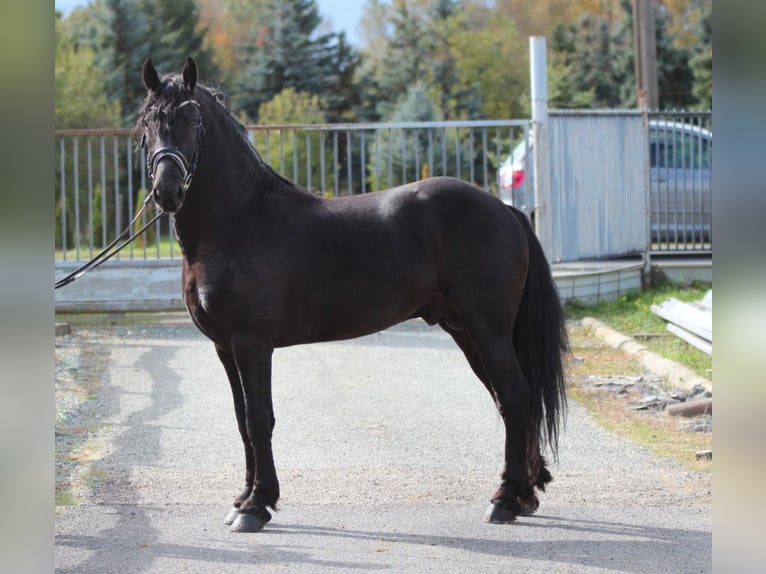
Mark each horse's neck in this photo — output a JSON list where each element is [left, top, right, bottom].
[[172, 126, 316, 260]]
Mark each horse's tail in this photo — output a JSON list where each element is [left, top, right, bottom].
[[510, 206, 568, 458]]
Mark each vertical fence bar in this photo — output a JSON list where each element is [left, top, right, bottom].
[[87, 138, 94, 258], [292, 129, 298, 184], [684, 114, 689, 247], [696, 114, 701, 248], [441, 128, 447, 176], [360, 131, 367, 194], [306, 131, 312, 192], [126, 136, 134, 259], [400, 128, 406, 184], [387, 128, 393, 187], [373, 130, 379, 192], [414, 129, 421, 181], [333, 131, 339, 197], [346, 130, 352, 196], [495, 127, 501, 192], [320, 130, 326, 195], [139, 145, 148, 260], [100, 136, 107, 250], [468, 127, 475, 185], [455, 127, 461, 179], [113, 136, 120, 260], [169, 215, 174, 259], [73, 137, 80, 261], [482, 128, 488, 192], [59, 138, 67, 260], [148, 150, 161, 259], [428, 130, 434, 178]]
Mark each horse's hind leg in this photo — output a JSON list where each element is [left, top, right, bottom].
[[439, 322, 493, 396], [483, 340, 539, 522], [453, 315, 541, 523], [522, 433, 552, 515], [441, 322, 546, 518]]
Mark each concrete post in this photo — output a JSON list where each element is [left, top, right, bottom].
[[530, 36, 552, 260]]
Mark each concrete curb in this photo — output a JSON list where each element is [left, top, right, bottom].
[[581, 317, 713, 393]]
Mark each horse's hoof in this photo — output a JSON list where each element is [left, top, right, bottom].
[[224, 507, 240, 525], [484, 502, 517, 524], [230, 509, 271, 533]]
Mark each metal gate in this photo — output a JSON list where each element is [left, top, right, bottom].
[[548, 111, 649, 262]]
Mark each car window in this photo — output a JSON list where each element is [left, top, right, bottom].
[[650, 127, 711, 170]]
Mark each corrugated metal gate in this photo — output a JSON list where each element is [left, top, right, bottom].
[[548, 111, 649, 262]]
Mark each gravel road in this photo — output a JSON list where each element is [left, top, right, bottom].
[[55, 314, 711, 573]]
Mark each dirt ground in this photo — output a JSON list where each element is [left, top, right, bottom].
[[566, 320, 713, 476]]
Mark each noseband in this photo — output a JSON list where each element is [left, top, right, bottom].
[[143, 99, 205, 190]]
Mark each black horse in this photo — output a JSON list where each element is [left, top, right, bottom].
[[138, 57, 568, 533]]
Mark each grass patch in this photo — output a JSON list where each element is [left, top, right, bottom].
[[567, 323, 712, 473], [55, 486, 79, 507], [565, 279, 712, 379], [55, 236, 180, 261], [569, 383, 712, 473]]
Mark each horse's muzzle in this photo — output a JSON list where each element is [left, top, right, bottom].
[[151, 160, 186, 214]]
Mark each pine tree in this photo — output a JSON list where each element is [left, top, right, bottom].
[[64, 0, 216, 127], [234, 0, 342, 122], [425, 0, 482, 120], [550, 13, 622, 108], [549, 1, 699, 110], [376, 0, 429, 119], [654, 5, 695, 109], [689, 3, 711, 110], [101, 0, 146, 126], [139, 0, 216, 81], [323, 32, 364, 124]]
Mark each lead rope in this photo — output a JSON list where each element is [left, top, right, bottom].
[[54, 195, 165, 290]]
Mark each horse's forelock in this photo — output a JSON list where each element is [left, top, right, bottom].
[[135, 73, 244, 146], [137, 74, 203, 129]]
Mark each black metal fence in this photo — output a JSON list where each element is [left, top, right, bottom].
[[647, 111, 712, 252]]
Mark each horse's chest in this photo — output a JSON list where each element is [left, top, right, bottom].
[[183, 265, 278, 335]]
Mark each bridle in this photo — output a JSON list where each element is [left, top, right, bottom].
[[142, 98, 205, 191], [55, 99, 205, 290]]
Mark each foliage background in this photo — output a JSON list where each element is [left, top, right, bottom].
[[55, 0, 712, 129]]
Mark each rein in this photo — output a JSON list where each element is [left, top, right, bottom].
[[54, 196, 165, 290]]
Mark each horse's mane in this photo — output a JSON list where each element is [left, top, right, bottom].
[[135, 74, 300, 192]]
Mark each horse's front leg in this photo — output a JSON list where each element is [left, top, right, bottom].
[[215, 346, 255, 526], [219, 338, 279, 533]]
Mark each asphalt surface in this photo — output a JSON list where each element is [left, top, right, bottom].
[[55, 316, 711, 573]]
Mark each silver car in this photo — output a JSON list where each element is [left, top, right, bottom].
[[498, 120, 712, 242]]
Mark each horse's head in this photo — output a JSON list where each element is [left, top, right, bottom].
[[138, 57, 205, 214]]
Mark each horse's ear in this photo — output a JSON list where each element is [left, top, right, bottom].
[[183, 57, 197, 93], [142, 58, 161, 93]]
